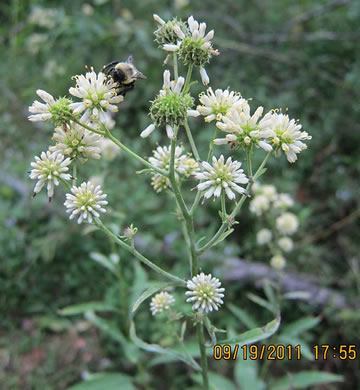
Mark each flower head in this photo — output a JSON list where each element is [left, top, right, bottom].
[[64, 182, 108, 224], [196, 88, 247, 122], [49, 122, 102, 161], [249, 194, 270, 216], [29, 151, 71, 199], [270, 254, 286, 270], [142, 70, 194, 138], [100, 138, 120, 161], [215, 106, 274, 152], [153, 15, 189, 49], [150, 291, 175, 316], [185, 273, 224, 313], [278, 237, 294, 253], [148, 145, 198, 192], [69, 71, 123, 125], [28, 89, 72, 125], [195, 155, 248, 201], [265, 112, 312, 163], [273, 193, 294, 209], [257, 229, 272, 245], [255, 184, 277, 201], [276, 212, 298, 235]]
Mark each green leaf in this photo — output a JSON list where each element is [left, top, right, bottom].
[[85, 312, 138, 363], [247, 293, 277, 314], [270, 371, 343, 390], [203, 316, 226, 346], [263, 279, 277, 309], [131, 282, 181, 313], [211, 228, 234, 247], [227, 303, 257, 329], [277, 335, 314, 360], [67, 373, 135, 390], [193, 372, 236, 390], [129, 263, 148, 309], [282, 316, 320, 337], [90, 252, 117, 275], [219, 313, 281, 347], [235, 354, 265, 390], [130, 320, 200, 370], [58, 302, 118, 316]]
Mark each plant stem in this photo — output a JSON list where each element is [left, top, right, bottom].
[[73, 117, 167, 176], [169, 137, 198, 275], [95, 220, 185, 285], [198, 151, 272, 254], [104, 128, 168, 176], [184, 120, 201, 162], [70, 117, 105, 135], [173, 53, 178, 79], [72, 161, 77, 186], [221, 192, 226, 216], [206, 128, 218, 162], [197, 322, 209, 390], [183, 63, 193, 94]]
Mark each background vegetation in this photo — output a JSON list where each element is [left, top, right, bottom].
[[1, 0, 359, 388]]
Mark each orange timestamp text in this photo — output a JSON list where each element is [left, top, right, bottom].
[[213, 344, 302, 360]]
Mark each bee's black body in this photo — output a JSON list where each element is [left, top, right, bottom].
[[103, 55, 146, 97]]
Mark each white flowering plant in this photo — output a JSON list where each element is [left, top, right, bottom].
[[27, 14, 313, 390], [251, 183, 300, 271]]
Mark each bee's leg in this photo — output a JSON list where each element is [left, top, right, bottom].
[[119, 82, 135, 97], [102, 61, 119, 74]]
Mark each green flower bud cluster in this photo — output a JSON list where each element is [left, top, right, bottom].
[[154, 17, 189, 47], [150, 91, 194, 127]]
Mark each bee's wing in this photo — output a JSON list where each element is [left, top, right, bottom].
[[126, 55, 135, 65]]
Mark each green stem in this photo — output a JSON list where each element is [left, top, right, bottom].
[[70, 117, 105, 135], [246, 147, 253, 179], [206, 128, 219, 162], [173, 53, 178, 80], [190, 191, 202, 216], [183, 63, 193, 94], [197, 322, 209, 390], [221, 192, 226, 216], [104, 128, 168, 176], [169, 137, 198, 275], [72, 161, 77, 186], [73, 117, 167, 176], [184, 120, 201, 162], [198, 151, 272, 254], [95, 220, 185, 285]]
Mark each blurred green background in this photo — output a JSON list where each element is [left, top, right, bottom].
[[1, 0, 360, 389]]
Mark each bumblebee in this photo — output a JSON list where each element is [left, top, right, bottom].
[[103, 55, 146, 97]]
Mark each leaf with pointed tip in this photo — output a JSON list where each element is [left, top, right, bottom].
[[89, 252, 117, 275], [67, 373, 135, 390], [281, 316, 320, 337], [59, 302, 118, 316], [130, 320, 200, 370], [131, 281, 181, 313], [220, 313, 281, 347], [270, 371, 343, 390], [227, 304, 257, 329]]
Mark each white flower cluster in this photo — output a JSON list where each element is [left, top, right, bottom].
[[49, 122, 102, 161], [195, 88, 247, 123], [185, 273, 225, 313], [150, 292, 175, 316], [252, 183, 299, 270], [148, 145, 198, 192], [141, 71, 185, 138], [29, 151, 71, 199], [154, 15, 217, 85], [69, 70, 123, 125], [190, 87, 311, 162], [194, 155, 249, 201], [64, 182, 108, 224]]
